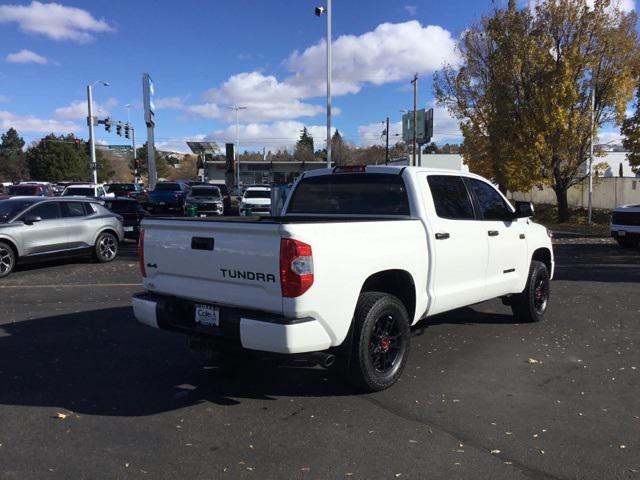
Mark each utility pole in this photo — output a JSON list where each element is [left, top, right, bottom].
[[588, 89, 595, 225], [385, 117, 390, 165], [411, 73, 418, 167], [131, 126, 137, 183], [86, 85, 97, 184]]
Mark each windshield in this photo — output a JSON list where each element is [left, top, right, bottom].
[[8, 185, 40, 195], [108, 184, 135, 191], [64, 187, 94, 196], [287, 173, 410, 215], [154, 183, 181, 192], [0, 199, 38, 222], [190, 187, 221, 197], [244, 190, 271, 199]]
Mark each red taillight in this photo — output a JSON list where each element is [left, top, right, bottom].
[[280, 238, 313, 297], [138, 228, 146, 277]]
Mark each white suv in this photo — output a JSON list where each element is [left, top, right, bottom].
[[62, 184, 114, 199], [239, 186, 271, 216]]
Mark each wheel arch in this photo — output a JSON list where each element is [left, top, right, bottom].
[[94, 227, 120, 245], [531, 247, 552, 274], [0, 236, 20, 259], [358, 269, 416, 321]]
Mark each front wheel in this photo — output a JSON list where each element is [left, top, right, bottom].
[[616, 237, 638, 248], [94, 232, 119, 263], [346, 292, 410, 391], [0, 241, 16, 278], [511, 260, 550, 323]]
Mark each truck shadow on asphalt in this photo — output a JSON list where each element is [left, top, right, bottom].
[[0, 304, 519, 415]]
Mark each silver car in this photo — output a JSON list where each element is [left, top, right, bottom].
[[0, 197, 124, 278]]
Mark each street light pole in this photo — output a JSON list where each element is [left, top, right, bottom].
[[228, 105, 246, 190], [411, 73, 418, 167], [385, 117, 390, 165], [316, 1, 332, 168], [86, 80, 109, 184]]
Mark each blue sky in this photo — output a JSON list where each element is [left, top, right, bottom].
[[0, 0, 633, 153]]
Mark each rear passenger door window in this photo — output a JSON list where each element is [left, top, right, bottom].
[[427, 175, 475, 220], [62, 202, 87, 218]]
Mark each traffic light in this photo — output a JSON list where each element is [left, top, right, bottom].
[[104, 118, 112, 133], [124, 124, 130, 139], [116, 123, 122, 136], [85, 141, 90, 155]]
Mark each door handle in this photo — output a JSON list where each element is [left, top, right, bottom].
[[488, 230, 499, 237], [435, 232, 450, 240]]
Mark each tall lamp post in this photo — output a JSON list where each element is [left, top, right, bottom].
[[227, 105, 246, 190], [86, 80, 109, 184], [315, 1, 332, 168]]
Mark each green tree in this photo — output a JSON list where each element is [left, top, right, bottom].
[[331, 130, 352, 166], [295, 127, 315, 162], [435, 0, 640, 221], [0, 128, 29, 181], [134, 142, 170, 179], [95, 149, 114, 183], [621, 84, 640, 174], [26, 134, 89, 182]]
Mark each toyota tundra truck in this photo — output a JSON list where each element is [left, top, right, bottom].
[[133, 166, 554, 391]]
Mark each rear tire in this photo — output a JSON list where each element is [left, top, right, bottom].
[[346, 292, 410, 391], [511, 260, 550, 323], [94, 232, 119, 263], [616, 237, 638, 248], [0, 241, 16, 278]]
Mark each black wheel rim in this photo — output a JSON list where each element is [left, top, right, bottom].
[[533, 275, 549, 314], [368, 313, 406, 375]]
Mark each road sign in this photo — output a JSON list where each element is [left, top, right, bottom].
[[402, 108, 434, 144], [107, 145, 132, 150]]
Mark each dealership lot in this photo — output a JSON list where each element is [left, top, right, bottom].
[[0, 239, 638, 479]]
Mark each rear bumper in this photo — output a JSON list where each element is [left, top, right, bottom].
[[610, 224, 640, 239], [132, 292, 332, 354]]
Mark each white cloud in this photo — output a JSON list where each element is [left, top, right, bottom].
[[597, 130, 623, 145], [404, 5, 417, 16], [156, 134, 208, 154], [6, 49, 47, 64], [0, 110, 80, 133], [53, 97, 117, 120], [185, 21, 458, 124], [287, 21, 460, 96], [206, 120, 330, 151], [430, 103, 462, 143], [154, 96, 188, 110], [0, 1, 114, 43], [358, 121, 402, 146]]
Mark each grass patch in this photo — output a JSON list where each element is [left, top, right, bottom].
[[532, 204, 611, 236]]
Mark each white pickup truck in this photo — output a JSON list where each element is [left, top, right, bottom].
[[133, 166, 554, 391]]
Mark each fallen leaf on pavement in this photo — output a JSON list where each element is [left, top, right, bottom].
[[527, 358, 541, 364], [490, 449, 501, 454], [55, 412, 67, 420]]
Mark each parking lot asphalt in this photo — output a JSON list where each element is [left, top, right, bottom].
[[0, 238, 638, 480]]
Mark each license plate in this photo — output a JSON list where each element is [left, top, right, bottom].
[[618, 230, 626, 237], [124, 226, 134, 232], [195, 304, 219, 327]]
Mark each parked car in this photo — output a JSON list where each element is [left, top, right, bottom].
[[132, 166, 554, 391], [185, 186, 224, 216], [210, 183, 232, 214], [106, 183, 146, 201], [104, 198, 147, 239], [0, 197, 124, 278], [610, 203, 640, 248], [239, 186, 271, 216], [62, 184, 114, 199], [7, 184, 54, 197], [146, 182, 189, 214]]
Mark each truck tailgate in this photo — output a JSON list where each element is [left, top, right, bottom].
[[141, 219, 283, 314]]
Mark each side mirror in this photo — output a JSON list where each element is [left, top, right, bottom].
[[24, 215, 42, 225], [514, 201, 534, 218]]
